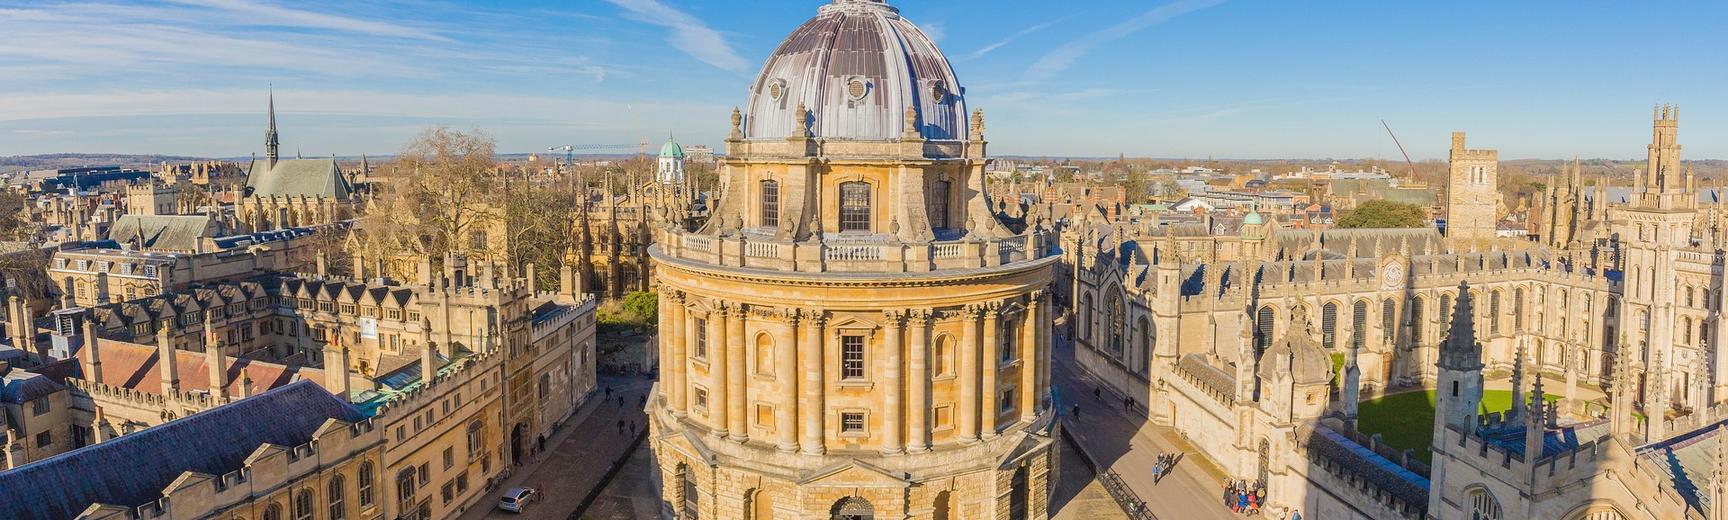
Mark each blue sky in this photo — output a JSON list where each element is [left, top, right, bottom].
[[2, 0, 1727, 160]]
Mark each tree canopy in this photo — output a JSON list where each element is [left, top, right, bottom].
[[1335, 200, 1428, 229]]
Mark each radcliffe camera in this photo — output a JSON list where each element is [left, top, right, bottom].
[[0, 1, 1722, 520]]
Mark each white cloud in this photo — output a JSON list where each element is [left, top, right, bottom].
[[962, 18, 1067, 61], [920, 22, 945, 43], [1024, 0, 1225, 82], [165, 0, 449, 41], [604, 0, 749, 74]]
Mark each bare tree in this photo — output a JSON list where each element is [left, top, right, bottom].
[[357, 128, 500, 265]]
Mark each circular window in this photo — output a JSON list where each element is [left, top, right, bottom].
[[930, 80, 947, 103], [846, 77, 869, 101], [767, 79, 786, 101]]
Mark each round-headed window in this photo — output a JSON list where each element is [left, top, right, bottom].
[[846, 77, 869, 101], [768, 79, 787, 101]]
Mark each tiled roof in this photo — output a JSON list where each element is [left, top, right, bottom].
[[107, 214, 219, 251], [0, 380, 362, 519], [76, 338, 324, 395], [0, 368, 63, 404]]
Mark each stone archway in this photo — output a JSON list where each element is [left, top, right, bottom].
[[830, 496, 873, 520]]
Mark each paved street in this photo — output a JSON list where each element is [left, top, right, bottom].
[[1054, 338, 1247, 520], [458, 375, 652, 520]]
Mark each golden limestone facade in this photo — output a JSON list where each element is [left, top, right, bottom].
[[647, 2, 1058, 518], [1066, 107, 1728, 520]]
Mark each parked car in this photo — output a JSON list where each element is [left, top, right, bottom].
[[499, 487, 538, 513]]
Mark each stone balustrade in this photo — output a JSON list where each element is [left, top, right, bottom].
[[660, 229, 1050, 274]]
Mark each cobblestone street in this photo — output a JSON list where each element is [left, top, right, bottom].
[[457, 375, 652, 520]]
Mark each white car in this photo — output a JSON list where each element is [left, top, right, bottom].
[[498, 487, 538, 513]]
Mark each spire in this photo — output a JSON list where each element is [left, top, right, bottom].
[[1712, 425, 1728, 520], [1438, 281, 1482, 371], [265, 87, 279, 166], [1510, 336, 1527, 420]]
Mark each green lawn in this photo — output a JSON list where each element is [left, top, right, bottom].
[[1356, 390, 1560, 463]]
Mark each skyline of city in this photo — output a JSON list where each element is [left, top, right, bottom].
[[3, 1, 1728, 160]]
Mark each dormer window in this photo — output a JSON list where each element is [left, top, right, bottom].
[[839, 182, 871, 232]]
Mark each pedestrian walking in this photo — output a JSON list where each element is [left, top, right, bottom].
[[616, 419, 625, 435], [1071, 403, 1081, 420], [1093, 387, 1102, 401], [1151, 459, 1163, 484]]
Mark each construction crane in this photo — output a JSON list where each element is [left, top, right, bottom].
[[1380, 119, 1419, 179]]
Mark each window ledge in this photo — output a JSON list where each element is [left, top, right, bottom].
[[836, 380, 874, 390]]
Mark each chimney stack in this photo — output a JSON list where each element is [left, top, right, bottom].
[[81, 318, 102, 384], [204, 316, 228, 402], [323, 333, 351, 401], [157, 321, 179, 395]]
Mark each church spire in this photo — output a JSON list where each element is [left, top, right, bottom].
[[265, 87, 280, 166]]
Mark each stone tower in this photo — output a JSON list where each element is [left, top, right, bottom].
[[1446, 132, 1498, 245], [1427, 281, 1485, 519]]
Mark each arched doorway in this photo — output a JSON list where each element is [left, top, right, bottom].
[[1010, 467, 1029, 520], [830, 496, 873, 520], [510, 423, 526, 464], [932, 491, 952, 520]]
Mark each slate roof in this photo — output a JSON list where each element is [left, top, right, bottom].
[[0, 380, 363, 519], [1306, 425, 1430, 511], [0, 368, 63, 404], [1481, 417, 1611, 460], [107, 215, 219, 251], [1639, 420, 1728, 515], [245, 158, 352, 199]]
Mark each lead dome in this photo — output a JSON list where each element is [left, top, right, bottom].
[[743, 0, 967, 141]]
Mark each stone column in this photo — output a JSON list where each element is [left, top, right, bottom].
[[710, 305, 729, 437], [1038, 291, 1053, 410], [799, 310, 826, 455], [959, 304, 982, 443], [982, 303, 1001, 438], [726, 305, 748, 442], [669, 292, 689, 416], [1021, 293, 1041, 421], [881, 310, 905, 454], [775, 312, 800, 453], [907, 309, 931, 453]]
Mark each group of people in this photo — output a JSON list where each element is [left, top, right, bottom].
[[1150, 452, 1178, 484], [1223, 480, 1265, 515]]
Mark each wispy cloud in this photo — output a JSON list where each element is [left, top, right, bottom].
[[604, 0, 749, 74], [165, 0, 450, 42], [962, 17, 1068, 61], [920, 21, 946, 43], [1024, 0, 1224, 82]]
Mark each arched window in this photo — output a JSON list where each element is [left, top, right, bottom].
[[293, 490, 314, 520], [1351, 300, 1367, 350], [754, 333, 774, 377], [1410, 298, 1425, 343], [679, 464, 698, 519], [929, 180, 952, 229], [1514, 287, 1526, 332], [760, 180, 780, 227], [396, 467, 417, 512], [1137, 317, 1154, 375], [745, 488, 772, 520], [1107, 293, 1126, 357], [1687, 286, 1696, 307], [1469, 487, 1504, 520], [1255, 307, 1274, 358], [831, 496, 875, 520], [357, 463, 374, 507], [1490, 291, 1502, 335], [1683, 317, 1694, 344], [1382, 299, 1397, 344], [1010, 466, 1030, 520], [934, 335, 953, 377], [839, 182, 871, 232], [1440, 294, 1454, 329], [1322, 302, 1338, 349], [932, 491, 952, 520], [263, 503, 283, 520], [328, 475, 347, 520]]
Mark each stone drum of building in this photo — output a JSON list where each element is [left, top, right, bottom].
[[646, 1, 1060, 519]]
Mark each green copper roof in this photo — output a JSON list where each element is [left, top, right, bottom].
[[659, 137, 684, 159]]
